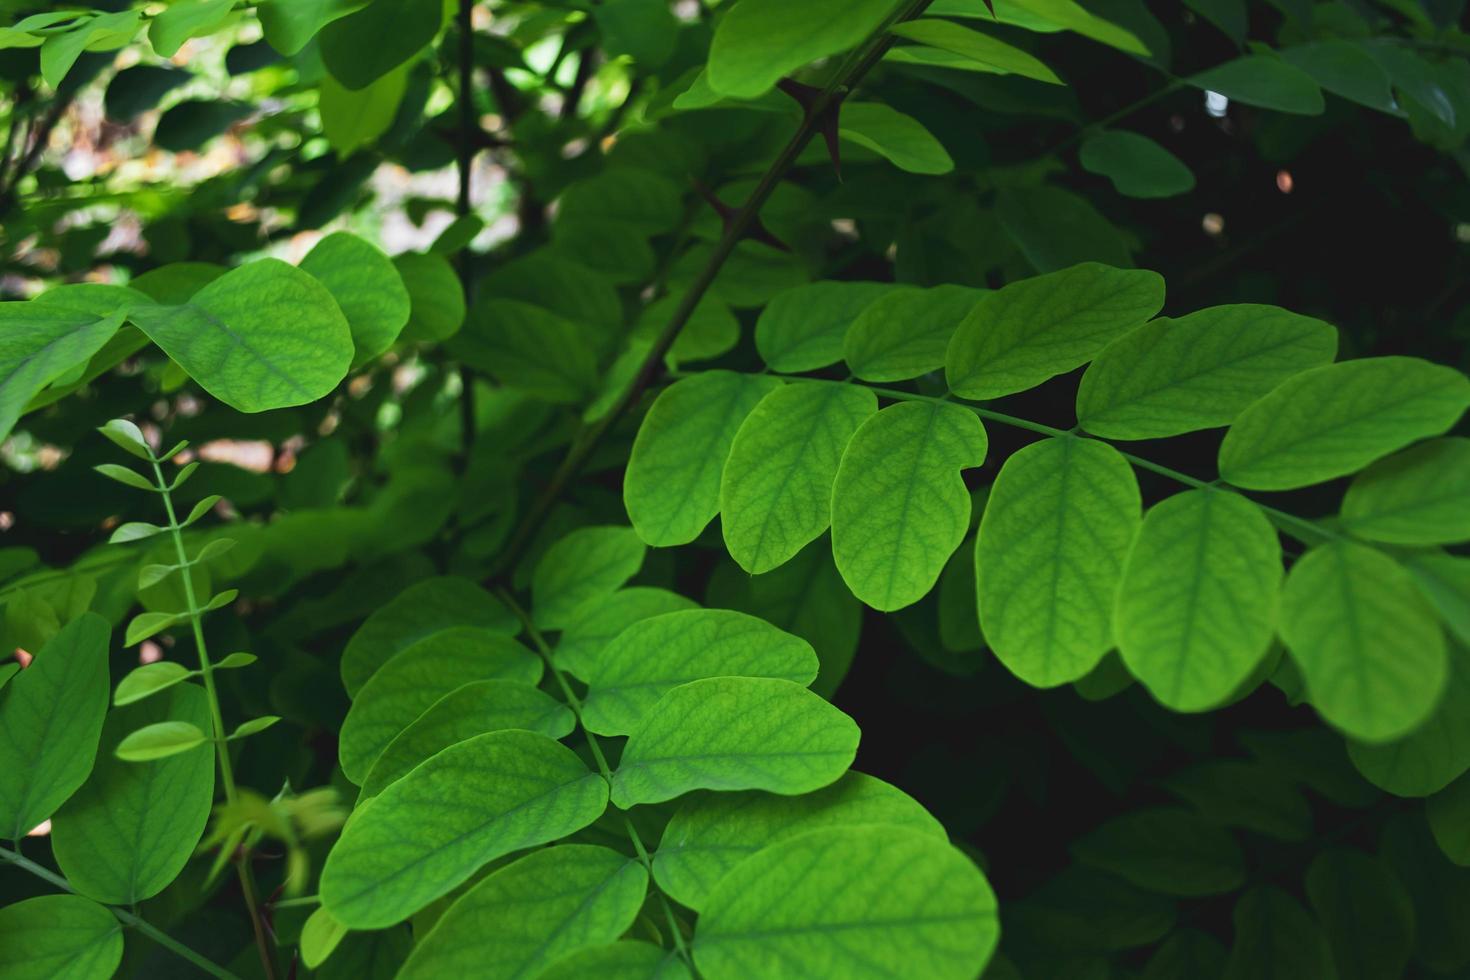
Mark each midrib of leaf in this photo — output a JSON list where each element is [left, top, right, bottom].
[[650, 378, 752, 542], [1165, 491, 1215, 703], [702, 910, 988, 941], [513, 861, 640, 978], [879, 404, 940, 607], [168, 303, 316, 401], [1040, 437, 1073, 675], [1331, 547, 1373, 730]]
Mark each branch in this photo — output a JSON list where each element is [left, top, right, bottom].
[[488, 0, 935, 578]]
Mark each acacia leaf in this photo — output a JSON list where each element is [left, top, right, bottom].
[[890, 19, 1062, 83], [554, 587, 698, 681], [755, 282, 898, 373], [1072, 808, 1245, 896], [300, 232, 410, 366], [843, 285, 982, 383], [692, 826, 998, 980], [583, 609, 818, 737], [532, 526, 646, 629], [319, 730, 608, 928], [706, 0, 901, 99], [978, 436, 1141, 687], [610, 677, 859, 808], [1340, 437, 1470, 545], [0, 895, 122, 980], [721, 382, 878, 574], [831, 401, 987, 611]]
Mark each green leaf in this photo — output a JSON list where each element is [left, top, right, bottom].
[[97, 418, 152, 461], [0, 895, 122, 980], [0, 303, 126, 443], [538, 942, 691, 980], [558, 169, 683, 237], [51, 684, 214, 904], [340, 576, 517, 697], [1407, 553, 1470, 646], [113, 661, 192, 706], [128, 259, 354, 413], [610, 677, 859, 808], [1281, 41, 1397, 113], [93, 463, 155, 491], [654, 771, 945, 911], [1281, 541, 1447, 742], [844, 285, 982, 383], [594, 0, 679, 67], [831, 401, 987, 611], [583, 609, 819, 737], [258, 0, 368, 56], [1005, 865, 1175, 954], [1219, 357, 1470, 490], [319, 0, 441, 90], [150, 0, 233, 58], [110, 522, 165, 545], [338, 629, 541, 784], [115, 720, 208, 762], [229, 715, 280, 739], [1116, 490, 1281, 711], [839, 103, 956, 175], [153, 99, 252, 153], [1141, 930, 1228, 980], [1072, 808, 1245, 896], [1347, 645, 1470, 797], [755, 282, 897, 373], [1080, 130, 1195, 198], [957, 0, 1148, 54], [320, 67, 407, 158], [555, 587, 699, 681], [624, 372, 784, 547], [945, 263, 1165, 399], [125, 611, 183, 646], [634, 294, 740, 367], [692, 826, 998, 980], [1188, 55, 1326, 115], [532, 526, 646, 629], [361, 680, 575, 799], [1340, 438, 1470, 545], [215, 651, 256, 670], [0, 613, 110, 839], [397, 845, 647, 980], [1077, 305, 1338, 440], [721, 382, 878, 574], [706, 0, 901, 99], [1224, 887, 1336, 980], [1166, 760, 1312, 842], [890, 20, 1062, 84], [449, 300, 599, 404], [319, 730, 608, 928], [978, 436, 1141, 687], [995, 187, 1135, 274], [1428, 774, 1470, 866], [1305, 849, 1415, 980], [301, 232, 411, 367], [301, 907, 349, 970], [184, 496, 223, 527], [393, 252, 466, 343], [41, 11, 140, 89]]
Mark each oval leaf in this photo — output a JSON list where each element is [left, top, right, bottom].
[[532, 526, 646, 629], [0, 895, 122, 980], [1340, 437, 1470, 545]]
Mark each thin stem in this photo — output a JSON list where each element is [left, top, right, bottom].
[[1042, 78, 1185, 158], [149, 460, 277, 980], [494, 589, 697, 973], [456, 0, 477, 461], [488, 0, 935, 579], [0, 846, 241, 980], [759, 373, 1338, 547]]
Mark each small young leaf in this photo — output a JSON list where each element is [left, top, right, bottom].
[[831, 401, 987, 611], [1281, 541, 1447, 743], [194, 537, 237, 563], [169, 461, 200, 488], [532, 526, 646, 629], [0, 614, 111, 839], [0, 894, 123, 980], [338, 630, 542, 784], [301, 906, 349, 970], [229, 716, 281, 740], [109, 522, 165, 545], [93, 463, 156, 492], [360, 680, 575, 799], [125, 612, 184, 646], [97, 418, 152, 460], [115, 721, 208, 762], [583, 609, 819, 737], [318, 730, 608, 929], [610, 677, 860, 808], [396, 846, 648, 980], [692, 826, 998, 980], [1116, 490, 1281, 712], [183, 495, 223, 526], [978, 436, 1141, 687], [1218, 357, 1470, 490], [215, 651, 257, 670], [624, 372, 784, 547], [1340, 438, 1470, 545], [137, 563, 177, 590], [1076, 305, 1338, 440], [721, 382, 878, 574], [654, 771, 945, 911], [946, 263, 1165, 399], [113, 661, 192, 706]]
